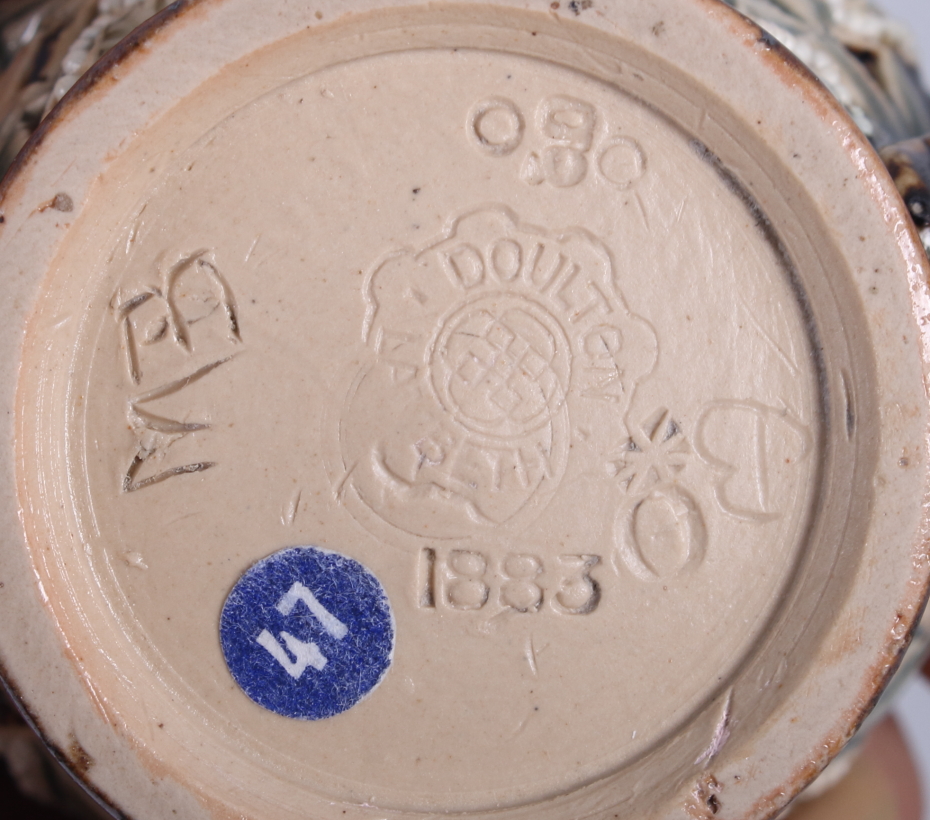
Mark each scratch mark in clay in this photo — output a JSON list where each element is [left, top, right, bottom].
[[507, 711, 536, 740], [129, 405, 209, 434], [525, 636, 538, 675], [634, 190, 650, 229], [244, 234, 261, 263], [126, 205, 147, 254], [124, 458, 215, 493], [476, 607, 517, 635], [166, 512, 202, 527], [282, 488, 302, 526], [334, 464, 357, 502], [165, 251, 241, 350], [737, 293, 799, 376], [123, 552, 148, 570], [132, 355, 235, 405], [695, 689, 732, 765], [698, 107, 709, 134]]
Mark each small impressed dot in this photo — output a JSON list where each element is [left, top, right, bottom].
[[220, 546, 394, 719]]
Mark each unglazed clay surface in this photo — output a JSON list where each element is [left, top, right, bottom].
[[40, 49, 821, 807], [3, 3, 929, 820]]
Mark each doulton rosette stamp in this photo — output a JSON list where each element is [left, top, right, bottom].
[[336, 206, 659, 542]]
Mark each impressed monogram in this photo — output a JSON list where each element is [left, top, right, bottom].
[[113, 249, 241, 492], [337, 206, 658, 541]]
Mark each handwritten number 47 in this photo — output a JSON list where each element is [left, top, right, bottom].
[[256, 582, 348, 680]]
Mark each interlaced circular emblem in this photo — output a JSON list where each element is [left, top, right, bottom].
[[429, 295, 571, 439], [335, 206, 658, 542]]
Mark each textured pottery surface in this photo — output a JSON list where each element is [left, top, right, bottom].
[[0, 1, 929, 819]]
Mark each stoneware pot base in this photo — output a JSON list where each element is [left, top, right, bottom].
[[0, 2, 929, 820]]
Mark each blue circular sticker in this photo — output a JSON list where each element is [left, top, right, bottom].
[[220, 546, 394, 720]]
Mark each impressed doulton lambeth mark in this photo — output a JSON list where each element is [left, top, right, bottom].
[[0, 4, 927, 820], [340, 205, 657, 541]]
